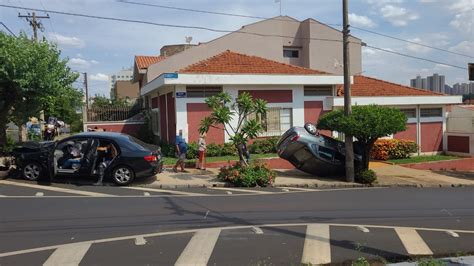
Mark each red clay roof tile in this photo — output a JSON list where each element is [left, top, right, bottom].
[[337, 75, 443, 97], [179, 50, 329, 75], [135, 55, 166, 70]]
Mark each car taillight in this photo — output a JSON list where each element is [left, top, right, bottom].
[[291, 135, 300, 142], [144, 155, 157, 162]]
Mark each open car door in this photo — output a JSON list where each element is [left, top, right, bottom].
[[79, 139, 99, 176]]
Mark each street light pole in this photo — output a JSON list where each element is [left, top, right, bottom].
[[343, 0, 355, 182]]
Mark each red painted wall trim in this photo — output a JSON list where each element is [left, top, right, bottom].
[[187, 103, 225, 144], [447, 135, 470, 153], [167, 92, 176, 144], [159, 95, 167, 142], [420, 122, 443, 152], [394, 124, 417, 142], [151, 97, 158, 109], [304, 101, 331, 137], [239, 90, 292, 103]]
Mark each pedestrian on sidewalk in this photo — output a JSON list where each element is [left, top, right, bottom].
[[173, 132, 188, 173], [196, 132, 207, 170]]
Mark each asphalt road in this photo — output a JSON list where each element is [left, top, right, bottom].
[[0, 180, 473, 265]]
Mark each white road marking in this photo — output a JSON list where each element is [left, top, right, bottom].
[[1, 223, 473, 258], [134, 236, 147, 246], [278, 187, 320, 192], [43, 242, 91, 266], [35, 192, 44, 197], [301, 224, 331, 265], [209, 187, 273, 194], [174, 228, 221, 266], [281, 188, 290, 192], [357, 225, 370, 233], [204, 210, 210, 219], [0, 180, 113, 197], [251, 226, 263, 234], [446, 230, 460, 238], [226, 191, 232, 194], [0, 194, 6, 197], [395, 227, 433, 255], [143, 192, 151, 196], [124, 186, 205, 196]]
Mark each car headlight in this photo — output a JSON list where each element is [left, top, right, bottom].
[[304, 123, 317, 135]]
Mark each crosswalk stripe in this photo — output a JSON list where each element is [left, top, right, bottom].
[[43, 242, 91, 266], [301, 224, 331, 265], [0, 180, 113, 197], [209, 187, 273, 194], [175, 228, 221, 266], [124, 186, 205, 196], [395, 227, 433, 255]]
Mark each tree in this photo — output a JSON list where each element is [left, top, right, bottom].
[[317, 105, 407, 172], [199, 92, 267, 164], [0, 32, 81, 144]]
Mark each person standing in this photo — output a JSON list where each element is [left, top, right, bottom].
[[196, 132, 207, 170], [173, 133, 188, 173]]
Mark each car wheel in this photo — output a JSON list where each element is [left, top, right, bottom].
[[304, 123, 317, 135], [112, 166, 135, 186], [23, 162, 42, 181]]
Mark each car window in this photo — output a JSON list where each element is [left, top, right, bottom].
[[318, 146, 334, 161], [127, 136, 159, 151]]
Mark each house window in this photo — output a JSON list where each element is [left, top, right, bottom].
[[283, 48, 299, 58], [304, 86, 333, 96], [420, 107, 442, 117], [400, 108, 416, 118], [252, 107, 293, 136], [186, 86, 223, 98]]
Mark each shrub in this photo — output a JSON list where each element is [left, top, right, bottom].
[[186, 142, 199, 159], [248, 137, 279, 154], [0, 136, 16, 156], [218, 162, 276, 187], [371, 139, 418, 160], [356, 169, 377, 184]]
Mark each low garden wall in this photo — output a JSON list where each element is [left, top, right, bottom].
[[402, 157, 474, 171]]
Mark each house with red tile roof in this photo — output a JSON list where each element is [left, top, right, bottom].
[[140, 50, 461, 154], [133, 55, 166, 88]]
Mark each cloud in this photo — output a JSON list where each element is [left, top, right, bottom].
[[449, 41, 474, 55], [91, 60, 99, 64], [48, 33, 85, 48], [380, 5, 419, 26], [89, 73, 109, 82], [449, 0, 473, 12], [68, 58, 91, 68], [450, 12, 473, 37], [366, 0, 404, 5], [406, 38, 432, 53], [349, 13, 377, 28]]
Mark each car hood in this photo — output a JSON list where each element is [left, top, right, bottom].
[[13, 141, 56, 153]]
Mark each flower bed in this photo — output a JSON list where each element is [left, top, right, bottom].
[[218, 162, 276, 187]]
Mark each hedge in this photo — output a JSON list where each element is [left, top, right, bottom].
[[370, 139, 418, 160]]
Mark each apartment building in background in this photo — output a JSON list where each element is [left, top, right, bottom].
[[410, 73, 445, 93], [447, 82, 474, 95], [109, 68, 133, 99]]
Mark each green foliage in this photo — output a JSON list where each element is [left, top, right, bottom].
[[136, 111, 155, 144], [218, 162, 276, 187], [186, 142, 199, 159], [0, 136, 16, 156], [356, 169, 377, 184], [91, 95, 134, 108], [352, 257, 370, 266], [199, 92, 267, 163], [0, 32, 82, 144], [318, 105, 407, 171], [70, 116, 84, 133], [417, 258, 447, 266], [248, 137, 279, 154], [371, 139, 418, 160]]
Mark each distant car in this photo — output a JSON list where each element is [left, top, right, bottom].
[[277, 123, 362, 176], [12, 132, 163, 185]]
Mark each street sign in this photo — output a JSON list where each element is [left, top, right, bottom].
[[176, 92, 187, 98], [469, 63, 474, 81], [164, 73, 178, 79]]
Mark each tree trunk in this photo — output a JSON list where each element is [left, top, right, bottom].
[[361, 139, 377, 172], [0, 116, 7, 147], [235, 143, 248, 166]]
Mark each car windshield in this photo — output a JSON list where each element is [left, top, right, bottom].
[[126, 136, 159, 152]]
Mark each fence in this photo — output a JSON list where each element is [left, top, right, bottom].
[[87, 106, 142, 122]]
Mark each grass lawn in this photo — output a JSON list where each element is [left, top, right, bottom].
[[163, 153, 278, 165], [388, 155, 461, 165]]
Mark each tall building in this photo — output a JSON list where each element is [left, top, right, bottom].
[[410, 73, 445, 93], [452, 83, 474, 95], [109, 68, 133, 98]]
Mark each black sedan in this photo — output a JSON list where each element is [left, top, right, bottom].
[[277, 123, 362, 176], [12, 132, 163, 185]]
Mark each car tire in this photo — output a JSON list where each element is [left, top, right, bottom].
[[22, 161, 42, 181], [111, 165, 135, 186]]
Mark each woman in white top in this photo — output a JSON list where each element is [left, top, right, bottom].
[[197, 132, 207, 170]]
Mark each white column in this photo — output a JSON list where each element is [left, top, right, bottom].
[[292, 86, 305, 126], [224, 86, 238, 143], [442, 105, 447, 152], [175, 85, 189, 142], [416, 105, 421, 155]]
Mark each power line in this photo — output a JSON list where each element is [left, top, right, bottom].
[[116, 0, 342, 26], [0, 4, 348, 44], [352, 26, 474, 59], [0, 3, 468, 71], [0, 22, 16, 36], [365, 45, 468, 70]]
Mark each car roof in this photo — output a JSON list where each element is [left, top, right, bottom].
[[73, 132, 131, 141]]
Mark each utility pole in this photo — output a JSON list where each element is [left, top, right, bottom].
[[82, 73, 89, 131], [342, 0, 355, 182], [83, 72, 89, 109], [18, 12, 50, 42]]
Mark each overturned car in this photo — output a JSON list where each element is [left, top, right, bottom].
[[277, 123, 362, 176]]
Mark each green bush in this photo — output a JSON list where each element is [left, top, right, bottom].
[[371, 139, 418, 160], [0, 136, 16, 156], [356, 169, 377, 184], [186, 142, 199, 159], [248, 137, 279, 154], [218, 162, 276, 187]]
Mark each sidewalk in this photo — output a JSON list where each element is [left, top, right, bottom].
[[135, 161, 474, 188]]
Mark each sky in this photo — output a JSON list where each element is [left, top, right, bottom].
[[1, 0, 473, 97]]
